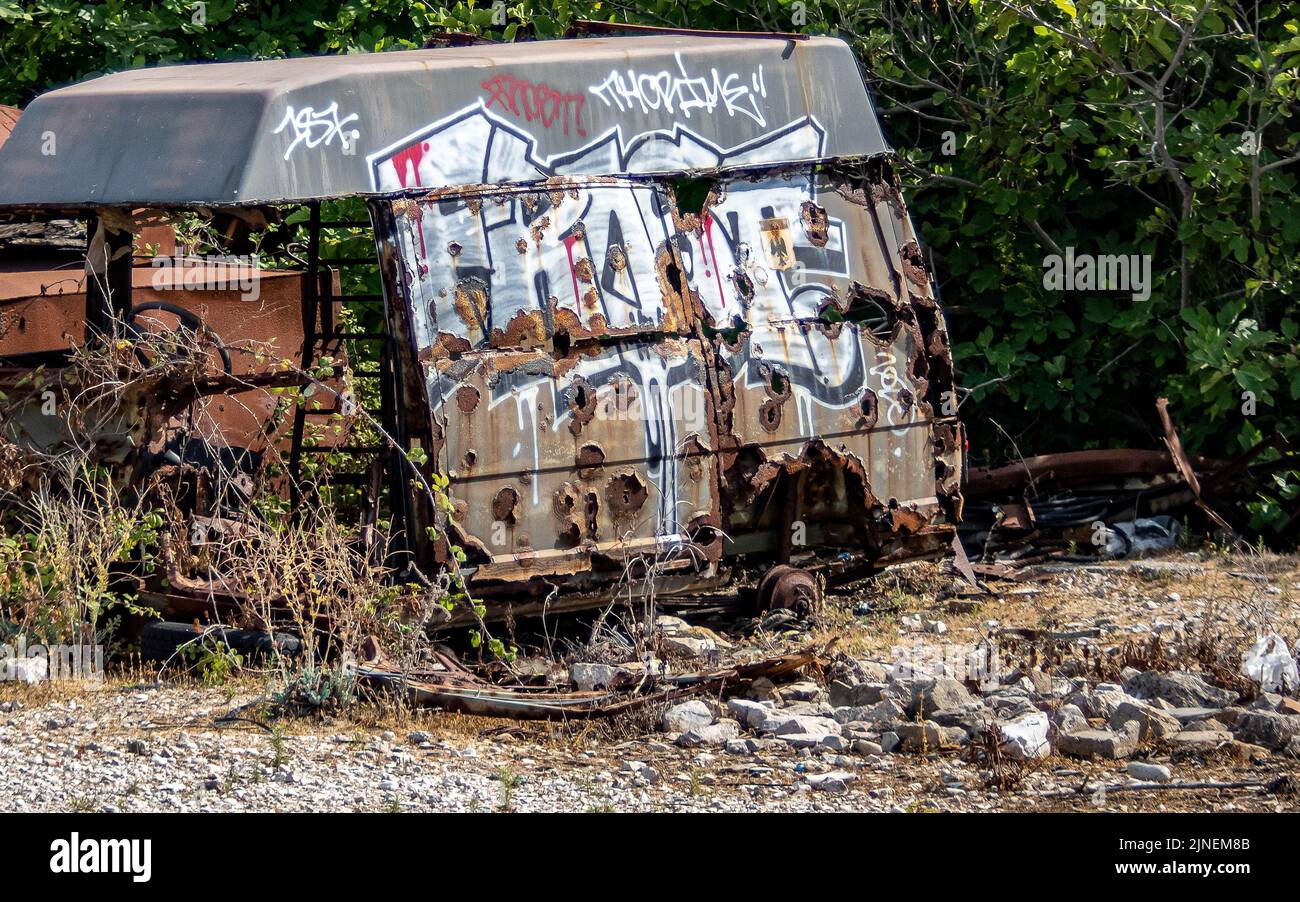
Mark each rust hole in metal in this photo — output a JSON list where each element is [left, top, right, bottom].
[[490, 308, 547, 349], [732, 269, 754, 303], [557, 522, 581, 548], [576, 442, 605, 471], [455, 385, 480, 413], [492, 486, 520, 525], [567, 376, 598, 436], [859, 389, 879, 428], [452, 278, 490, 334], [690, 522, 719, 547], [553, 482, 580, 518], [448, 241, 463, 257], [584, 491, 599, 538], [605, 472, 648, 517], [574, 258, 595, 283], [757, 362, 791, 402], [759, 398, 783, 432], [655, 244, 684, 294], [666, 177, 718, 232], [900, 240, 930, 289], [911, 347, 929, 382], [933, 424, 957, 454], [800, 200, 830, 247], [552, 328, 572, 358], [462, 449, 477, 468], [529, 215, 550, 245]]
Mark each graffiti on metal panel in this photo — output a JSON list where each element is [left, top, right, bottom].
[[870, 348, 911, 434], [273, 103, 359, 160], [588, 53, 768, 127], [366, 102, 822, 190], [481, 72, 589, 137], [375, 110, 924, 546]]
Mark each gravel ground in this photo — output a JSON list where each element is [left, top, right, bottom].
[[2, 551, 1299, 813]]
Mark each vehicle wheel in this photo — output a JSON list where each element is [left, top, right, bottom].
[[755, 564, 822, 616]]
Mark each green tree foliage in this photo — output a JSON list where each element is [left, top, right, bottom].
[[1, 0, 1296, 474]]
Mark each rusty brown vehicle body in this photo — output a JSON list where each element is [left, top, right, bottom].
[[0, 31, 963, 622]]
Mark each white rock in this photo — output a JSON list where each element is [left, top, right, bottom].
[[757, 713, 840, 738], [661, 635, 715, 658], [677, 721, 740, 748], [998, 711, 1050, 760], [1125, 761, 1172, 783], [570, 663, 622, 692], [726, 698, 771, 729], [806, 771, 855, 793], [620, 761, 660, 783], [661, 700, 713, 733]]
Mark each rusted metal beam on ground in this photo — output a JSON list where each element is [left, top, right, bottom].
[[357, 642, 831, 719]]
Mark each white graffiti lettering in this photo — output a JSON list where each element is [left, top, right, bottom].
[[869, 349, 911, 435], [273, 102, 360, 160], [588, 52, 767, 127]]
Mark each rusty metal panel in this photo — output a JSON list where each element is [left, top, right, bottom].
[[389, 179, 690, 358], [429, 340, 720, 582], [673, 166, 961, 548], [0, 105, 18, 152], [715, 321, 938, 528], [385, 175, 723, 583], [0, 262, 345, 456], [385, 159, 962, 585]]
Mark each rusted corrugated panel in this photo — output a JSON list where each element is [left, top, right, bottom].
[[0, 262, 346, 454]]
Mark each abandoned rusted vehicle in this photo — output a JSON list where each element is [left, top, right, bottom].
[[0, 29, 964, 624]]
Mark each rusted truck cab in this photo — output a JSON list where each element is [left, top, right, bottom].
[[0, 32, 962, 617]]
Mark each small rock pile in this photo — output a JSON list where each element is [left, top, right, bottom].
[[654, 660, 1300, 792]]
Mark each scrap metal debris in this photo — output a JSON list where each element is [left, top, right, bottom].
[[357, 642, 832, 719], [961, 399, 1299, 565]]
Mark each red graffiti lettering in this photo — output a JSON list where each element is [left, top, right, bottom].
[[481, 73, 588, 138]]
